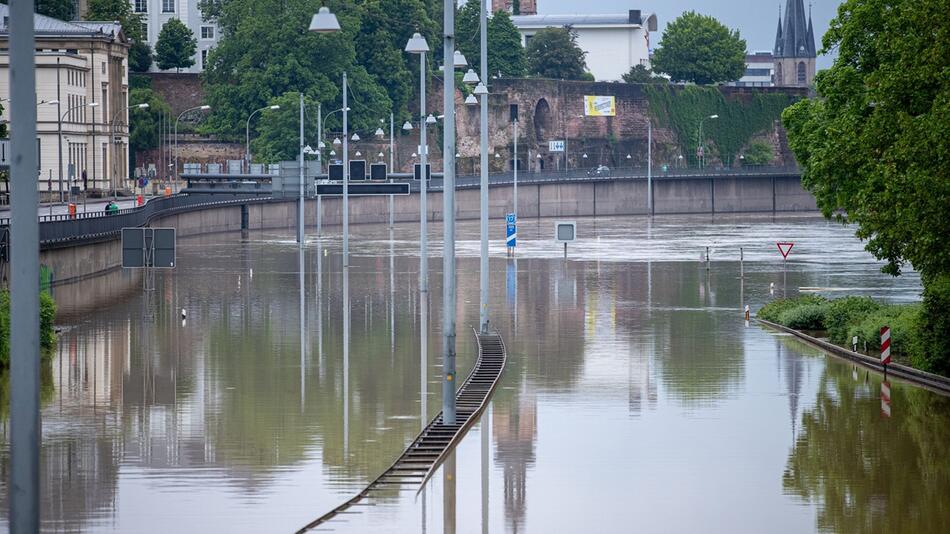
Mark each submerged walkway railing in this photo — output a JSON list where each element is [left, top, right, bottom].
[[296, 330, 507, 532]]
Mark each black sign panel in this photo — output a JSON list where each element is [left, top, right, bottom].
[[317, 183, 410, 196], [413, 163, 432, 181], [350, 160, 367, 181], [121, 227, 176, 268], [370, 163, 387, 181], [121, 228, 145, 268], [152, 228, 176, 268], [329, 164, 344, 181]]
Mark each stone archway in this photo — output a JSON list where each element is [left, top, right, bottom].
[[533, 98, 552, 141]]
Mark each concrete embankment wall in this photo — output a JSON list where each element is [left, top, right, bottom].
[[39, 175, 816, 285]]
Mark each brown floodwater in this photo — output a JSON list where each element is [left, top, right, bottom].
[[1, 214, 946, 533]]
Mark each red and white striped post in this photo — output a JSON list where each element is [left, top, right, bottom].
[[881, 380, 892, 418], [880, 326, 892, 377]]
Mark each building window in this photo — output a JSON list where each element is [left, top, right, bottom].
[[745, 68, 772, 77], [162, 0, 175, 13], [797, 62, 807, 85], [141, 21, 149, 41], [201, 49, 209, 69], [134, 0, 148, 13], [201, 26, 214, 40]]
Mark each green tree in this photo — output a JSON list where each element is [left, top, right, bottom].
[[525, 27, 587, 80], [248, 92, 322, 163], [201, 0, 392, 141], [457, 2, 527, 78], [651, 11, 746, 85], [85, 0, 144, 42], [129, 41, 152, 73], [155, 19, 197, 72], [782, 0, 949, 281], [622, 64, 665, 84], [128, 88, 171, 156], [742, 140, 774, 165], [1, 0, 75, 21]]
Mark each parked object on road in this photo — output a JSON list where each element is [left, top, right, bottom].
[[587, 165, 610, 177]]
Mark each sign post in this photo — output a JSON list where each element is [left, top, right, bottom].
[[506, 213, 517, 255], [777, 242, 794, 296], [555, 221, 576, 258], [881, 326, 892, 377]]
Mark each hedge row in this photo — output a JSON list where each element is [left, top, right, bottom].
[[0, 290, 57, 368]]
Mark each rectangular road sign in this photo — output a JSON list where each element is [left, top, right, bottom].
[[329, 164, 344, 181], [370, 163, 387, 180], [555, 221, 576, 243], [122, 227, 176, 269], [350, 160, 367, 181], [413, 163, 432, 181], [317, 183, 410, 196], [506, 213, 517, 248], [548, 140, 565, 153]]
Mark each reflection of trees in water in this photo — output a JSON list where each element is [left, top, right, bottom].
[[492, 382, 537, 534], [783, 364, 950, 533]]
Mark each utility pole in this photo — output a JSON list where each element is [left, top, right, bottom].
[[9, 1, 41, 531], [298, 93, 305, 245], [442, 0, 458, 426], [478, 0, 490, 333]]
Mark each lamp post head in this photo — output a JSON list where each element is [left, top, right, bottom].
[[405, 32, 429, 54], [494, 153, 500, 158], [462, 69, 480, 85], [709, 114, 719, 119], [333, 137, 342, 146], [355, 151, 362, 157], [330, 150, 337, 156], [89, 102, 100, 107], [464, 94, 478, 106], [626, 154, 632, 159], [136, 103, 150, 109], [378, 152, 385, 158], [351, 133, 360, 142], [309, 6, 341, 33], [582, 153, 589, 159], [425, 114, 437, 124], [473, 83, 489, 96], [304, 145, 314, 154], [375, 127, 385, 137], [46, 100, 60, 105], [402, 121, 413, 131], [269, 105, 280, 110], [453, 50, 468, 68], [411, 152, 417, 158], [318, 141, 326, 149]]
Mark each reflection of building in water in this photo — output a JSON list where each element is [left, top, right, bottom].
[[493, 383, 537, 533], [628, 340, 658, 415]]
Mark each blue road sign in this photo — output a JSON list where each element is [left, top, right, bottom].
[[506, 213, 517, 248]]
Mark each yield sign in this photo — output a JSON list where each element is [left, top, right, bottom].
[[776, 242, 795, 259]]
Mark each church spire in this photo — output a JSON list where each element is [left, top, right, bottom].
[[806, 4, 817, 56], [774, 7, 784, 56], [777, 0, 815, 58]]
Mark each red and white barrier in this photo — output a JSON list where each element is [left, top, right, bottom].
[[881, 326, 892, 366]]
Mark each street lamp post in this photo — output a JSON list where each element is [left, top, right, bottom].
[[406, 32, 430, 292], [698, 114, 719, 170], [298, 93, 305, 245], [245, 104, 279, 171], [111, 102, 149, 200], [647, 120, 653, 215], [442, 0, 459, 425], [54, 100, 98, 204], [477, 0, 491, 334], [174, 104, 210, 182]]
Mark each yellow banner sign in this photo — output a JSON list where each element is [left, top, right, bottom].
[[584, 95, 616, 117]]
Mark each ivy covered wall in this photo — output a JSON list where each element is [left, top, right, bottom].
[[644, 85, 800, 166]]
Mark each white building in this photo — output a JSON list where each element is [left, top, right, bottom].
[[130, 0, 219, 73], [0, 5, 131, 195], [511, 10, 657, 82], [732, 51, 775, 87]]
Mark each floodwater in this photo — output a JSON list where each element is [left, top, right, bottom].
[[2, 214, 948, 533]]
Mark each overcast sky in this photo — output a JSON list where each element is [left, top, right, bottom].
[[538, 0, 844, 69]]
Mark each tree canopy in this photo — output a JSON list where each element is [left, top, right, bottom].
[[457, 3, 527, 78], [155, 19, 197, 72], [199, 0, 419, 142], [129, 41, 153, 73], [622, 65, 665, 84], [129, 87, 171, 155], [525, 27, 587, 80], [85, 0, 144, 42], [782, 0, 950, 281], [248, 92, 322, 164], [651, 11, 746, 85], [3, 0, 76, 21]]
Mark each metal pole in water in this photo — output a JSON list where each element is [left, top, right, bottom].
[[442, 0, 458, 425], [419, 51, 429, 293], [389, 112, 395, 229], [9, 0, 41, 530], [706, 246, 710, 270], [298, 93, 305, 245], [647, 120, 652, 215], [740, 246, 744, 279], [478, 0, 489, 334], [343, 72, 350, 266], [317, 102, 322, 237]]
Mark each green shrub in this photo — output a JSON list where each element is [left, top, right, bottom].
[[824, 296, 882, 345], [757, 295, 828, 323], [848, 304, 922, 359], [0, 290, 57, 368], [915, 275, 950, 375], [777, 304, 827, 330]]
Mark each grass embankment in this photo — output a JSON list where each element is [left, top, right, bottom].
[[758, 281, 950, 376], [0, 290, 57, 368]]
